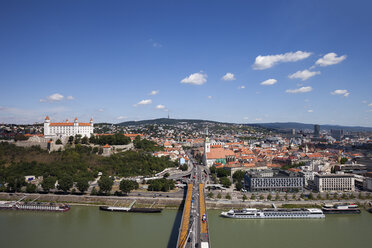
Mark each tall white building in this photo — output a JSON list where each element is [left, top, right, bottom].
[[314, 174, 355, 192], [44, 116, 94, 138]]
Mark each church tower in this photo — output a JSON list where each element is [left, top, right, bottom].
[[204, 127, 210, 153]]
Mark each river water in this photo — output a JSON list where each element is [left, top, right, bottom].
[[1, 206, 371, 248]]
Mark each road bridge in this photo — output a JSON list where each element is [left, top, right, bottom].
[[176, 163, 211, 248]]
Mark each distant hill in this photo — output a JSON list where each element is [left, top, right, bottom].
[[116, 118, 372, 132], [116, 118, 222, 126], [248, 122, 372, 132]]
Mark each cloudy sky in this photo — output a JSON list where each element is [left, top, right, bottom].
[[1, 0, 372, 126]]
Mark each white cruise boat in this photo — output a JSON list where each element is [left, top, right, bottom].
[[221, 208, 325, 219]]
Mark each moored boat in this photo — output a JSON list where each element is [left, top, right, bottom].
[[322, 203, 361, 214], [221, 208, 325, 219], [99, 206, 162, 213], [0, 201, 70, 212]]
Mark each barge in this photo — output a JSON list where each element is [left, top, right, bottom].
[[99, 206, 162, 213]]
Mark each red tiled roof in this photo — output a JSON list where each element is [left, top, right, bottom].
[[206, 148, 235, 159]]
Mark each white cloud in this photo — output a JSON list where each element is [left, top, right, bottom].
[[255, 118, 263, 121], [181, 72, 207, 85], [98, 108, 104, 112], [149, 39, 162, 48], [260, 79, 277, 86], [368, 103, 372, 107], [307, 110, 314, 113], [156, 104, 165, 109], [288, 69, 321, 81], [286, 86, 313, 94], [315, 52, 346, 67], [222, 72, 236, 81], [134, 99, 152, 107], [66, 96, 74, 100], [243, 117, 249, 120], [40, 93, 64, 102], [238, 85, 245, 89], [149, 90, 159, 96], [207, 96, 212, 99], [117, 116, 127, 120], [331, 89, 350, 97], [253, 51, 312, 70]]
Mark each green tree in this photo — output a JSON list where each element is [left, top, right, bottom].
[[91, 186, 97, 195], [232, 170, 245, 183], [259, 194, 264, 200], [163, 172, 170, 178], [225, 193, 231, 200], [340, 157, 348, 164], [235, 181, 243, 191], [92, 147, 99, 154], [42, 176, 56, 192], [81, 136, 89, 144], [120, 179, 139, 194], [26, 183, 37, 193], [267, 194, 272, 200], [211, 174, 218, 184], [68, 136, 74, 144], [284, 194, 288, 201], [308, 192, 314, 200], [275, 193, 280, 201], [56, 139, 62, 145], [216, 168, 230, 178], [76, 177, 89, 193], [98, 176, 113, 194], [7, 176, 26, 192], [243, 194, 248, 201], [219, 177, 232, 188], [210, 166, 216, 174], [217, 192, 222, 199], [250, 194, 255, 200], [207, 192, 214, 199], [58, 175, 73, 193]]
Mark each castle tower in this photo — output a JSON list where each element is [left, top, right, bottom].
[[44, 116, 50, 136], [90, 118, 93, 127]]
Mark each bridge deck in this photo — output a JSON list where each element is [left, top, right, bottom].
[[177, 184, 193, 248], [199, 183, 208, 234]]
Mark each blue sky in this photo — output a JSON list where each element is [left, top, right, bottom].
[[1, 0, 372, 126]]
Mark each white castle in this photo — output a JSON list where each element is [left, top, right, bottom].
[[43, 116, 94, 138]]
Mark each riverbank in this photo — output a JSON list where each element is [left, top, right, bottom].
[[1, 192, 371, 210]]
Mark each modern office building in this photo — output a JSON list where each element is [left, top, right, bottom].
[[314, 124, 320, 137], [244, 169, 304, 192], [330, 129, 344, 141], [314, 173, 355, 192]]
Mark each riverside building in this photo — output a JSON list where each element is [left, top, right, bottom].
[[43, 116, 94, 138], [244, 169, 304, 192], [314, 174, 355, 192]]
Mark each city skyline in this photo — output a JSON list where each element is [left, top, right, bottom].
[[1, 0, 372, 126]]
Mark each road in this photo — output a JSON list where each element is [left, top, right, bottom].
[[184, 159, 210, 248]]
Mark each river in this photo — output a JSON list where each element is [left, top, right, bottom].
[[1, 206, 371, 248]]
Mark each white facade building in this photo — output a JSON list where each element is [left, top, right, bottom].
[[44, 116, 94, 138], [314, 174, 355, 192]]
